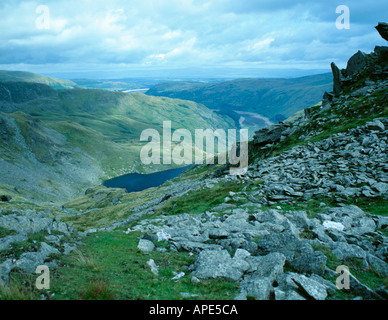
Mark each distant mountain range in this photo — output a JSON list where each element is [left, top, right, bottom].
[[146, 73, 333, 124]]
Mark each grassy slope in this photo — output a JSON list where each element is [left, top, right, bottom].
[[0, 81, 234, 202], [0, 70, 76, 89], [51, 231, 239, 300]]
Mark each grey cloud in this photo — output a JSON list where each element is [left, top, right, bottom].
[[0, 0, 387, 73]]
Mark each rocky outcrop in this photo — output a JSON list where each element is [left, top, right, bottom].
[[375, 22, 388, 41], [253, 123, 288, 147], [331, 62, 343, 96], [346, 51, 368, 77], [0, 208, 80, 285], [248, 118, 388, 206], [325, 23, 388, 99], [131, 200, 387, 300]]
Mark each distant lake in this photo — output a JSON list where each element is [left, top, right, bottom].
[[103, 165, 192, 193]]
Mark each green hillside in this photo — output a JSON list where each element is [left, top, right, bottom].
[[0, 70, 77, 89], [0, 81, 233, 203], [146, 73, 333, 122]]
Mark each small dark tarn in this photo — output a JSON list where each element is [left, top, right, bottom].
[[0, 195, 12, 202], [103, 164, 193, 193]]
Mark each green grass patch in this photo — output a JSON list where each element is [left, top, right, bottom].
[[0, 269, 41, 300], [0, 227, 17, 238], [342, 196, 388, 216], [154, 182, 246, 217], [51, 231, 239, 300], [0, 231, 47, 261]]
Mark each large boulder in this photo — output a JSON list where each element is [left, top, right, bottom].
[[236, 278, 272, 300], [244, 252, 286, 283], [291, 273, 328, 300], [191, 249, 249, 281], [256, 230, 327, 275], [137, 239, 155, 252]]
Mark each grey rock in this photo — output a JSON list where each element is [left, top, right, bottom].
[[0, 259, 14, 285], [52, 221, 71, 235], [45, 235, 62, 246], [284, 211, 310, 230], [191, 249, 249, 281], [0, 234, 28, 251], [253, 124, 287, 147], [0, 214, 53, 234], [171, 272, 185, 281], [233, 248, 251, 260], [15, 242, 60, 274], [288, 248, 327, 276], [256, 230, 326, 275], [170, 239, 221, 253], [245, 252, 286, 283], [208, 228, 229, 239], [309, 274, 338, 296], [137, 239, 155, 252], [351, 217, 376, 235], [366, 119, 385, 131], [376, 216, 388, 229], [274, 287, 306, 300], [191, 276, 201, 284], [240, 240, 259, 256], [237, 278, 272, 300], [332, 242, 366, 260], [375, 22, 388, 41], [291, 273, 328, 300], [180, 292, 199, 298], [274, 273, 306, 300], [366, 253, 388, 277], [372, 182, 388, 194], [346, 51, 367, 77], [376, 286, 388, 300], [63, 243, 77, 255], [326, 205, 366, 224], [147, 259, 159, 276]]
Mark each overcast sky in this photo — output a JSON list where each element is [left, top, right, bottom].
[[0, 0, 387, 78]]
